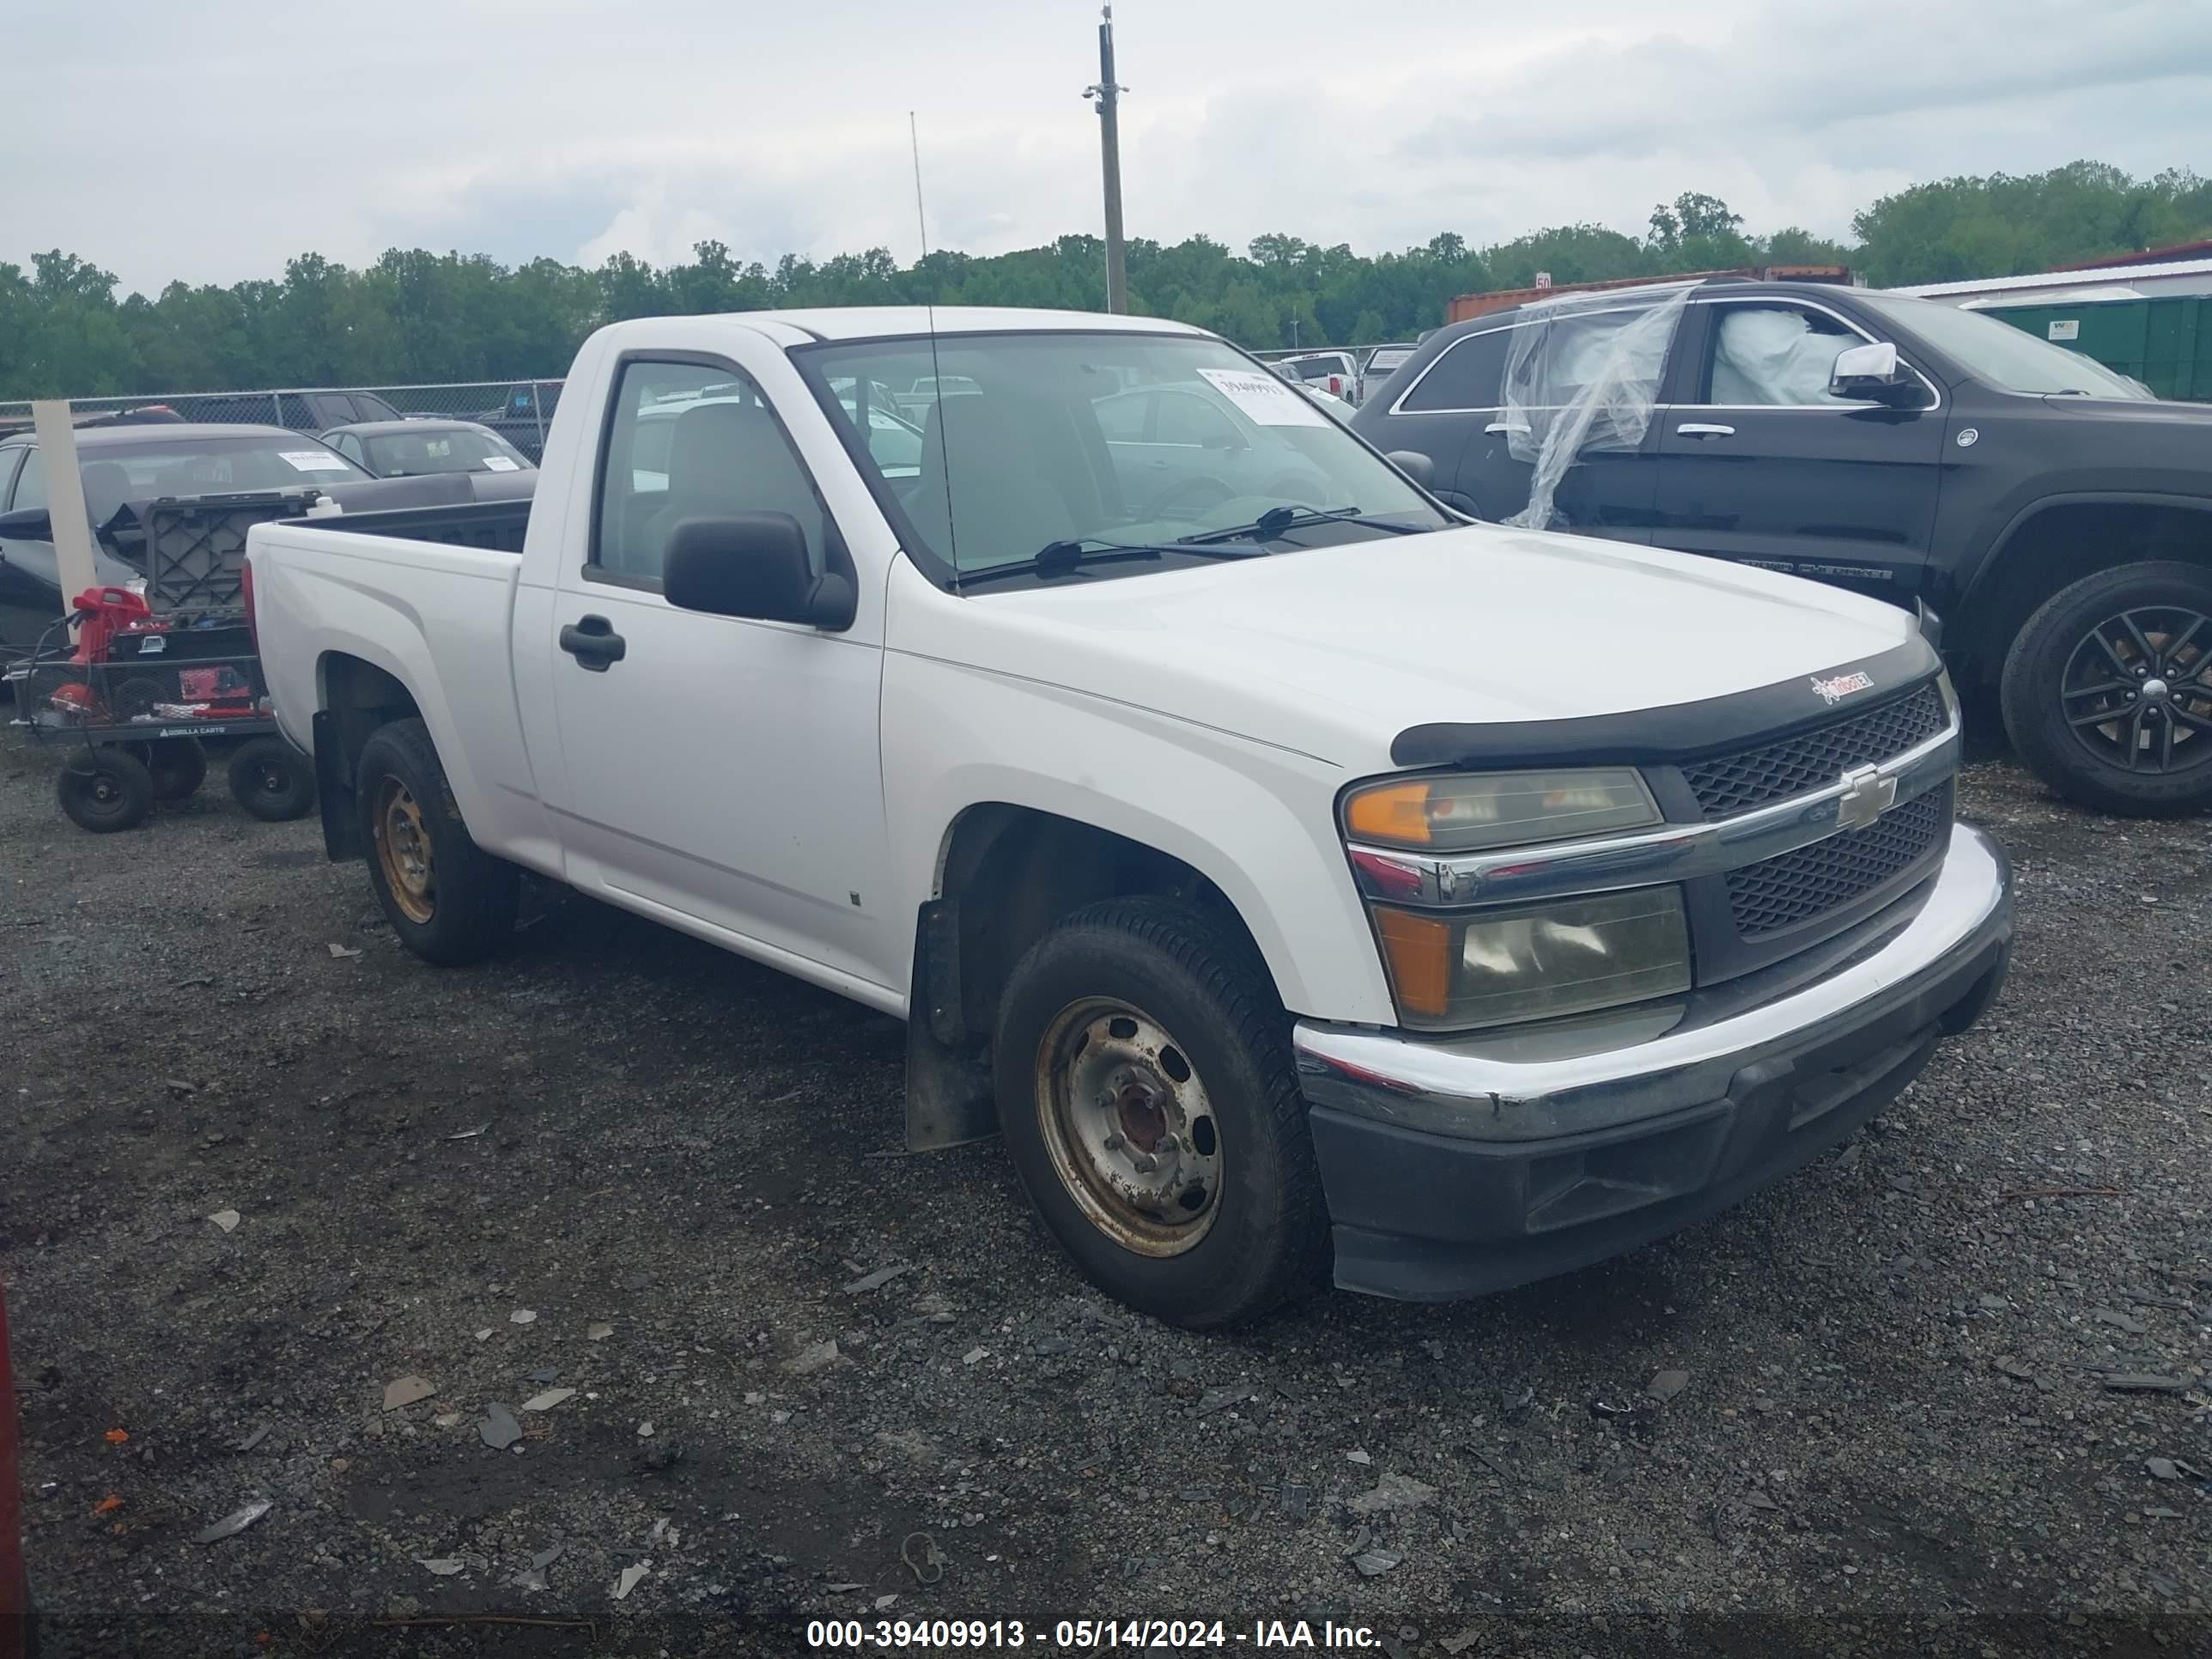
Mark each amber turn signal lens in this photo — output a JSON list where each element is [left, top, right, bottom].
[[1344, 781, 1434, 846], [1372, 907, 1453, 1018]]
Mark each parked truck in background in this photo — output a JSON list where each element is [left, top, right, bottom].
[[247, 306, 2013, 1328], [1355, 276, 2212, 816]]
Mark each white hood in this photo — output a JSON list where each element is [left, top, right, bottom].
[[913, 522, 1920, 770]]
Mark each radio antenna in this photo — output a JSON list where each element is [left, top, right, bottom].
[[909, 111, 958, 570]]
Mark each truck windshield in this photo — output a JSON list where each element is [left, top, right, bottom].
[[798, 331, 1448, 584], [1861, 295, 2157, 399]]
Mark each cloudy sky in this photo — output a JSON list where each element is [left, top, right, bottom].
[[10, 0, 2210, 295]]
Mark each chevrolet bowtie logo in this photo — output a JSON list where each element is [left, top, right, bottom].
[[1836, 763, 1898, 831]]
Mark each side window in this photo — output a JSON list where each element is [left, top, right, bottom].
[[332, 434, 366, 465], [1092, 392, 1150, 442], [1400, 328, 1516, 412], [276, 393, 316, 429], [1155, 392, 1237, 447], [0, 449, 23, 509], [593, 359, 830, 586], [13, 450, 46, 512], [1701, 305, 1863, 407]]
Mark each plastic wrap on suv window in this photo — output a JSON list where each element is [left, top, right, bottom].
[[1498, 286, 1691, 533]]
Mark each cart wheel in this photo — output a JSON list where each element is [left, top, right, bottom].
[[229, 737, 317, 821], [147, 737, 209, 801], [58, 749, 155, 833]]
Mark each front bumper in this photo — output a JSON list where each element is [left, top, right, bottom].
[[1293, 823, 2013, 1301]]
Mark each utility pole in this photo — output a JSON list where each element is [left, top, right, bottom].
[[1085, 6, 1128, 313]]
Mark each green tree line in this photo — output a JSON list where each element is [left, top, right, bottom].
[[3, 161, 2206, 401]]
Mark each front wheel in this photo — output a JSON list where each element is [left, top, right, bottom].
[[992, 897, 1328, 1329], [2001, 561, 2212, 815], [356, 718, 519, 965]]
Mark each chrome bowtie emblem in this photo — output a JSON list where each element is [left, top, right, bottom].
[[1836, 763, 1898, 831]]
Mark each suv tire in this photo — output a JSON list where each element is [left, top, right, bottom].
[[2002, 560, 2212, 815]]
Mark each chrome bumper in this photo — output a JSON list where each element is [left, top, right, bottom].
[[1296, 823, 2013, 1142]]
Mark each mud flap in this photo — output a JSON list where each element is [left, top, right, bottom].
[[313, 709, 362, 861], [904, 899, 997, 1150]]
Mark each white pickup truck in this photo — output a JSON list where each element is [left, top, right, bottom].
[[246, 307, 2014, 1328]]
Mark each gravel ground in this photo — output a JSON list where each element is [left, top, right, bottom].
[[3, 726, 2209, 1659]]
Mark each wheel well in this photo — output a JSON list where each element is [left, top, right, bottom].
[[313, 654, 422, 859], [933, 805, 1269, 1042], [320, 653, 420, 772], [1960, 501, 2212, 682]]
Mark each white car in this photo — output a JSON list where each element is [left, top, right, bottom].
[[247, 307, 2013, 1328]]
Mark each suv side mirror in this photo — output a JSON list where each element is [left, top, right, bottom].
[[662, 512, 857, 630], [1830, 342, 1919, 405], [1387, 450, 1437, 490], [0, 506, 53, 540]]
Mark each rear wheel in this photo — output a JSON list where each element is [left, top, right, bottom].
[[992, 897, 1328, 1329], [356, 718, 519, 965], [228, 737, 317, 821], [56, 748, 154, 833], [2002, 561, 2212, 815], [146, 737, 208, 801]]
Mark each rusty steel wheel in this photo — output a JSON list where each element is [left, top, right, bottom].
[[373, 777, 437, 926], [1033, 998, 1224, 1257]]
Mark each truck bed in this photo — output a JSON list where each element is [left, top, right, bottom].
[[298, 497, 531, 553]]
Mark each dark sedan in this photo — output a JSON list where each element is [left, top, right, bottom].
[[319, 420, 534, 480]]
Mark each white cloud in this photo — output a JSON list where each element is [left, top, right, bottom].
[[4, 0, 2208, 293]]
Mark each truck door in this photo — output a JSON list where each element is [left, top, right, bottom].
[[1648, 297, 1946, 599], [543, 356, 894, 993]]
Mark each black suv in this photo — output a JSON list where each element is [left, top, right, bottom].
[[1353, 279, 2212, 815]]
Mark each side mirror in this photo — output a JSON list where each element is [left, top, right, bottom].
[[0, 506, 53, 540], [1830, 341, 1919, 404], [1387, 449, 1437, 490], [662, 512, 857, 631]]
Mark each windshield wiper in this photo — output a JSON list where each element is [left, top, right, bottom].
[[952, 537, 1262, 591], [1176, 504, 1425, 546]]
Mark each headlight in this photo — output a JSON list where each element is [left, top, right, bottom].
[[1343, 767, 1660, 852], [1370, 887, 1691, 1032]]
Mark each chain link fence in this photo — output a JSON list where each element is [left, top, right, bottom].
[[0, 380, 567, 460]]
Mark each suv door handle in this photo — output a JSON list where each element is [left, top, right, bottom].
[[1676, 422, 1736, 438], [559, 615, 627, 672], [1485, 420, 1532, 434]]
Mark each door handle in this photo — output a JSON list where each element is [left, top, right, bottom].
[[1676, 422, 1736, 438], [1485, 420, 1532, 434], [558, 615, 627, 672]]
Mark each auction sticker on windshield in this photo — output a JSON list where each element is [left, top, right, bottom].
[[1196, 367, 1328, 428], [279, 451, 353, 472], [481, 456, 520, 471]]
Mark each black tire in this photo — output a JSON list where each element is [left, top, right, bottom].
[[2001, 560, 2212, 816], [56, 748, 154, 833], [146, 737, 208, 801], [228, 736, 317, 821], [992, 896, 1328, 1329], [355, 717, 520, 965]]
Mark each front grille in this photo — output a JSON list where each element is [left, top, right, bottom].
[[1684, 684, 1947, 819], [1726, 787, 1949, 938]]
